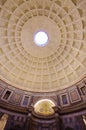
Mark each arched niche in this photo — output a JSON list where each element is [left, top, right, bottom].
[[34, 99, 55, 116]]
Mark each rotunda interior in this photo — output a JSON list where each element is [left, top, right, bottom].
[[0, 0, 86, 130]]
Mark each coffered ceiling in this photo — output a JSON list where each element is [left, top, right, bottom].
[[0, 0, 86, 92]]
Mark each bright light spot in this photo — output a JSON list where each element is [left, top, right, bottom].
[[34, 31, 48, 46], [34, 99, 55, 108]]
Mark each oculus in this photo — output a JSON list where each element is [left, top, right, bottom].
[[34, 31, 48, 46]]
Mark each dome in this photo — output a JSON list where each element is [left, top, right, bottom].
[[0, 0, 86, 92]]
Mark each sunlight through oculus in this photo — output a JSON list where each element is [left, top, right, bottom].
[[34, 31, 48, 47]]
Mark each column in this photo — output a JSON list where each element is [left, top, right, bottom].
[[0, 114, 8, 130]]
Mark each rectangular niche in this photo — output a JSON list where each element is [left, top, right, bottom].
[[21, 95, 29, 107], [1, 89, 13, 101], [60, 93, 70, 106], [80, 86, 86, 95], [69, 89, 81, 103]]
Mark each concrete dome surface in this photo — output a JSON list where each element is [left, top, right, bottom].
[[0, 0, 86, 92]]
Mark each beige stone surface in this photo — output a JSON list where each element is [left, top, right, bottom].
[[0, 0, 86, 92]]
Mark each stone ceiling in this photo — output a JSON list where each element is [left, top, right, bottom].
[[0, 0, 86, 92]]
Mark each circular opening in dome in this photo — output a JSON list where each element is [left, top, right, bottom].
[[34, 31, 48, 47]]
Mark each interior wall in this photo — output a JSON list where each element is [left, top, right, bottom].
[[61, 110, 86, 130], [0, 109, 85, 130]]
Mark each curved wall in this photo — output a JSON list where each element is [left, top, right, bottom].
[[0, 76, 86, 113], [0, 76, 85, 130]]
